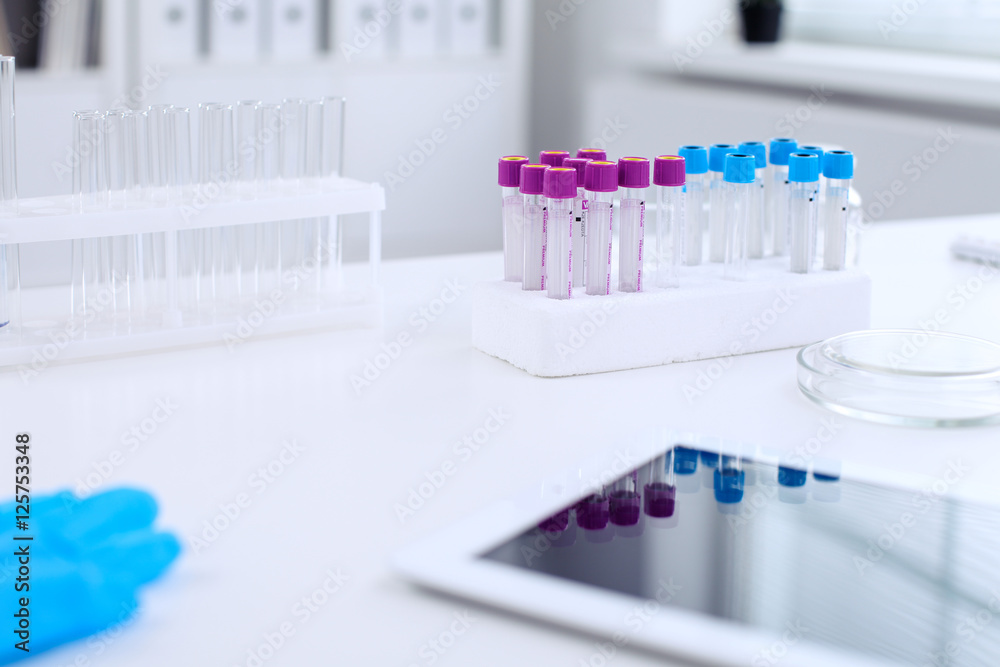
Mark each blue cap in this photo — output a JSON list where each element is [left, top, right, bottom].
[[678, 145, 708, 175], [769, 138, 798, 166], [788, 153, 820, 183], [708, 144, 737, 173], [724, 154, 756, 184], [823, 150, 854, 179], [738, 142, 766, 169], [797, 145, 825, 162]]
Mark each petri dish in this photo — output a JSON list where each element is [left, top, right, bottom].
[[797, 329, 1000, 427]]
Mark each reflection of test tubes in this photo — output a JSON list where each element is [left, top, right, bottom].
[[788, 153, 820, 274], [544, 167, 576, 300], [0, 57, 17, 331], [767, 138, 797, 256], [617, 157, 649, 293], [714, 455, 745, 504], [498, 156, 528, 282], [822, 151, 854, 271], [520, 164, 549, 291], [738, 142, 767, 258], [653, 155, 685, 288], [644, 453, 676, 518], [539, 150, 568, 168], [576, 491, 610, 531], [584, 161, 616, 295], [707, 144, 736, 262], [563, 158, 590, 289], [678, 146, 707, 266], [609, 471, 640, 527], [723, 154, 755, 282], [576, 148, 606, 162]]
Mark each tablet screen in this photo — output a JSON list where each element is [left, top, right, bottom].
[[482, 446, 1000, 666]]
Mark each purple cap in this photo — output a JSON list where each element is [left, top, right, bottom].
[[563, 158, 590, 187], [519, 164, 548, 195], [539, 150, 569, 168], [653, 155, 685, 187], [576, 494, 610, 530], [498, 156, 528, 187], [584, 161, 618, 193], [643, 482, 676, 518], [617, 157, 650, 189], [609, 490, 640, 527], [576, 148, 607, 162], [544, 167, 577, 199]]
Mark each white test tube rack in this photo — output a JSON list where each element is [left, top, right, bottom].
[[0, 178, 384, 372]]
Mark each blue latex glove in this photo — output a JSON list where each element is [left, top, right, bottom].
[[0, 489, 180, 664]]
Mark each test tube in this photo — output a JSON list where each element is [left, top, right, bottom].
[[257, 103, 283, 295], [279, 99, 305, 280], [236, 101, 261, 300], [609, 471, 640, 527], [714, 455, 745, 504], [822, 150, 854, 271], [544, 167, 576, 300], [653, 155, 685, 288], [707, 144, 736, 263], [198, 103, 235, 313], [738, 142, 767, 259], [788, 153, 821, 274], [105, 110, 141, 325], [644, 452, 676, 519], [520, 164, 548, 291], [319, 96, 346, 295], [767, 138, 797, 256], [539, 150, 569, 168], [0, 57, 17, 331], [498, 156, 528, 282], [723, 154, 755, 282], [584, 161, 617, 296], [576, 491, 610, 531], [678, 145, 707, 266], [563, 157, 590, 289], [299, 100, 325, 296], [797, 146, 825, 263], [71, 111, 109, 329], [617, 157, 649, 292], [164, 107, 192, 326], [576, 148, 606, 162]]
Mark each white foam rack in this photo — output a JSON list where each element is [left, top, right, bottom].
[[0, 178, 385, 371], [472, 259, 871, 377]]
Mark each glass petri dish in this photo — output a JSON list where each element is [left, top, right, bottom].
[[797, 329, 1000, 427]]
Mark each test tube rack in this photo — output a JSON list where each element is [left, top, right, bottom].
[[0, 178, 384, 374], [472, 259, 871, 377]]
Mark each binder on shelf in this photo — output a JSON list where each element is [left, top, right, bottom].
[[335, 0, 389, 61], [397, 0, 440, 57], [269, 0, 320, 61], [447, 0, 489, 56], [140, 0, 200, 65], [210, 0, 261, 63]]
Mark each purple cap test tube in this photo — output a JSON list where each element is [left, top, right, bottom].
[[617, 157, 649, 293], [653, 155, 686, 289], [544, 167, 577, 300], [563, 158, 590, 289], [539, 150, 569, 168], [583, 161, 618, 296], [500, 156, 529, 282], [520, 164, 549, 291], [576, 148, 607, 162]]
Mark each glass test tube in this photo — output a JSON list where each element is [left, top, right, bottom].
[[498, 156, 528, 282], [738, 142, 767, 259], [198, 103, 235, 314], [236, 100, 261, 301], [520, 164, 548, 291], [707, 144, 735, 263], [563, 158, 590, 289], [257, 103, 283, 294], [164, 107, 192, 326], [105, 110, 139, 326], [822, 151, 854, 271], [279, 99, 305, 284], [544, 167, 576, 300], [788, 153, 821, 274], [319, 96, 346, 296], [584, 161, 616, 296], [723, 154, 756, 282], [644, 452, 676, 518], [653, 156, 685, 289], [71, 111, 109, 330], [299, 100, 325, 298], [617, 157, 649, 293], [0, 56, 18, 332], [767, 138, 797, 256], [797, 146, 825, 261], [678, 146, 707, 266]]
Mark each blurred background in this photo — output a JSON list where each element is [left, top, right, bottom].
[[4, 0, 1000, 285]]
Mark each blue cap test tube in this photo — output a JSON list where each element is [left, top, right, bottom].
[[737, 142, 767, 259], [723, 154, 756, 282], [788, 153, 821, 274], [768, 138, 797, 256], [678, 145, 708, 266], [822, 151, 854, 271], [708, 144, 737, 263]]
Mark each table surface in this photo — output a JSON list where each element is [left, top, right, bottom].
[[12, 214, 1000, 667]]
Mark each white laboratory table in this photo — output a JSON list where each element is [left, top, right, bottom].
[[10, 214, 1000, 667]]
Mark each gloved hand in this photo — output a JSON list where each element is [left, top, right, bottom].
[[0, 488, 180, 664]]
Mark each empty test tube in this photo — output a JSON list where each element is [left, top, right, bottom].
[[498, 156, 528, 282], [738, 142, 767, 259], [236, 101, 261, 300], [0, 56, 17, 331], [788, 153, 821, 274], [520, 163, 549, 291], [576, 148, 606, 162], [562, 157, 590, 289], [678, 145, 707, 266], [707, 144, 736, 263], [544, 167, 576, 300], [723, 154, 756, 281], [822, 150, 854, 271], [199, 103, 236, 312], [539, 150, 568, 168], [318, 96, 346, 296], [584, 161, 617, 296], [653, 155, 685, 288], [257, 103, 284, 294], [767, 138, 797, 255], [71, 111, 109, 328], [617, 157, 649, 293]]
